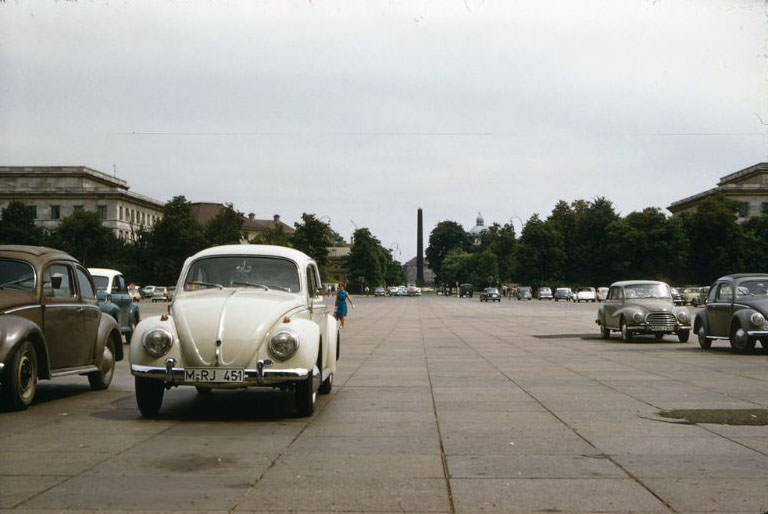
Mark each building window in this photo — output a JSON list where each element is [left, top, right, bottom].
[[761, 202, 768, 215], [98, 205, 107, 219], [736, 202, 749, 217], [50, 205, 60, 220], [27, 205, 37, 219], [73, 205, 83, 212], [119, 206, 123, 220]]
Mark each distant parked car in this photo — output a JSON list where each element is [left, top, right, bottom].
[[89, 268, 141, 343], [140, 285, 157, 299], [373, 287, 386, 296], [681, 286, 703, 306], [554, 287, 573, 301], [536, 286, 553, 300], [0, 245, 123, 410], [670, 287, 684, 305], [406, 285, 422, 296], [150, 287, 169, 302], [460, 283, 473, 298], [480, 287, 501, 302], [694, 274, 768, 352], [575, 287, 597, 303], [516, 286, 533, 300], [596, 280, 691, 342], [596, 287, 609, 302]]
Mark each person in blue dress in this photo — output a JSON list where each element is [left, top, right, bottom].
[[335, 283, 354, 328]]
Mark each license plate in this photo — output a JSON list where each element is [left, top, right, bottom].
[[650, 326, 674, 332], [184, 368, 244, 383]]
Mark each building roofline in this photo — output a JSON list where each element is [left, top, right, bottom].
[[718, 162, 768, 186], [0, 166, 130, 189]]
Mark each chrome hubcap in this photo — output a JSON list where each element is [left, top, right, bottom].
[[18, 352, 35, 402]]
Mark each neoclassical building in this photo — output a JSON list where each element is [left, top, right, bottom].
[[0, 166, 165, 240], [668, 162, 768, 219]]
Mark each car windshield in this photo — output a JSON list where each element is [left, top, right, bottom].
[[578, 288, 593, 293], [92, 276, 109, 291], [520, 287, 531, 292], [183, 256, 301, 293], [623, 284, 671, 299], [0, 259, 36, 291], [735, 280, 768, 297], [486, 288, 499, 293]]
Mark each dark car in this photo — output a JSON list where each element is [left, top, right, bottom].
[[480, 287, 501, 302], [460, 283, 473, 298], [516, 286, 533, 300], [694, 274, 768, 352], [0, 246, 123, 410], [89, 268, 140, 343], [554, 287, 573, 301]]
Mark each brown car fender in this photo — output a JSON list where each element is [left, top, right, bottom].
[[0, 315, 51, 379], [96, 312, 124, 363]]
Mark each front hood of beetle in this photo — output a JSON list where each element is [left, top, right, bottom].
[[171, 289, 304, 367]]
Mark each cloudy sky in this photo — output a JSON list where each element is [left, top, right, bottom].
[[1, 0, 766, 260]]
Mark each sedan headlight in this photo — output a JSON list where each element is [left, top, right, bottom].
[[633, 312, 644, 323], [142, 328, 173, 358], [269, 330, 299, 361], [677, 310, 690, 324], [750, 312, 766, 327]]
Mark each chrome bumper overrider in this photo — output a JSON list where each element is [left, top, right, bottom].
[[627, 324, 691, 332], [131, 363, 311, 386]]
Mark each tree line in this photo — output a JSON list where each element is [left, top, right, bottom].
[[426, 194, 766, 289], [0, 196, 403, 289]]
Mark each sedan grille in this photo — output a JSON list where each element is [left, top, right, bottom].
[[645, 312, 676, 325]]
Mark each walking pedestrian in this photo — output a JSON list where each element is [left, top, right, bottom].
[[335, 282, 354, 328]]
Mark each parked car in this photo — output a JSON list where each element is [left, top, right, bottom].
[[89, 268, 141, 343], [681, 286, 703, 306], [554, 287, 573, 301], [670, 287, 684, 305], [575, 287, 597, 302], [480, 287, 501, 302], [150, 287, 169, 303], [694, 274, 768, 352], [140, 285, 157, 299], [536, 286, 553, 300], [0, 245, 123, 410], [596, 280, 691, 342], [373, 287, 386, 296], [460, 283, 473, 298], [516, 286, 533, 300], [406, 285, 422, 296], [130, 244, 338, 417], [596, 287, 609, 302]]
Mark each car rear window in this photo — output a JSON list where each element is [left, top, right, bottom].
[[0, 259, 36, 291]]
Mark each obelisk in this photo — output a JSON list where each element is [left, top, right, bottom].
[[416, 208, 424, 286]]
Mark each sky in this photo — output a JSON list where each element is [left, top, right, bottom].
[[1, 0, 767, 261]]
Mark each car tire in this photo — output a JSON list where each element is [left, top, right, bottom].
[[730, 323, 755, 353], [318, 372, 333, 394], [696, 323, 712, 349], [295, 375, 316, 417], [677, 329, 690, 343], [135, 376, 165, 418], [195, 386, 213, 395], [620, 319, 631, 342], [88, 336, 116, 390], [599, 323, 610, 339], [1, 341, 37, 410]]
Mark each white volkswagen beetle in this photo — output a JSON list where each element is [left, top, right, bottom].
[[130, 245, 338, 418]]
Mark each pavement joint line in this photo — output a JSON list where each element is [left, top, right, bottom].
[[225, 301, 407, 514], [9, 407, 181, 510], [427, 302, 680, 514], [420, 301, 456, 514]]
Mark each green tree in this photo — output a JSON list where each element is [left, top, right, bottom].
[[515, 214, 565, 286], [605, 208, 688, 283], [678, 194, 744, 283], [290, 213, 334, 275], [49, 209, 120, 266], [741, 215, 768, 272], [250, 224, 293, 246], [384, 253, 405, 286], [204, 203, 244, 246], [144, 196, 207, 285], [477, 223, 516, 282], [426, 221, 471, 281], [345, 228, 387, 291], [0, 201, 46, 245], [440, 248, 474, 286], [570, 197, 620, 284]]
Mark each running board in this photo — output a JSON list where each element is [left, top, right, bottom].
[[50, 365, 99, 378]]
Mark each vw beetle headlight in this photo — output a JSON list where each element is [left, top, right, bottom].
[[677, 310, 690, 324], [633, 312, 644, 323], [750, 312, 766, 327], [142, 328, 173, 358], [269, 330, 299, 361]]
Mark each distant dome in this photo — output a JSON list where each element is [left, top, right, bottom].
[[470, 211, 487, 236]]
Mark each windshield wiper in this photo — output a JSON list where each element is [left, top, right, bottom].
[[188, 281, 223, 290], [231, 281, 270, 291]]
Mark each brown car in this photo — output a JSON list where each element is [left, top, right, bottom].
[[0, 245, 123, 410]]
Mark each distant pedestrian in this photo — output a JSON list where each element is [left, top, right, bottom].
[[335, 283, 354, 328]]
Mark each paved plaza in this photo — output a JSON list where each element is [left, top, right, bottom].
[[1, 296, 767, 513]]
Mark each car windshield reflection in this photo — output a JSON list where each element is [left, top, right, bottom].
[[623, 284, 671, 299], [736, 280, 768, 297], [183, 256, 301, 293]]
